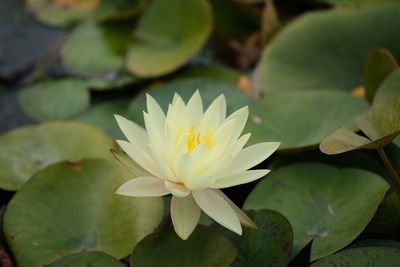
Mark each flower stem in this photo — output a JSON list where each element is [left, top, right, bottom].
[[377, 148, 400, 190]]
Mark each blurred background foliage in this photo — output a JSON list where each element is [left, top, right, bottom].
[[1, 0, 400, 266]]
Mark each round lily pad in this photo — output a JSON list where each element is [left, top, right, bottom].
[[126, 0, 213, 77], [130, 226, 236, 267], [19, 79, 90, 121], [27, 0, 99, 26], [94, 0, 147, 21], [213, 209, 293, 267], [244, 163, 390, 261], [3, 159, 163, 267], [260, 4, 400, 94], [127, 78, 252, 126], [311, 247, 400, 267], [245, 90, 368, 151], [47, 251, 124, 267], [0, 121, 116, 191], [374, 68, 400, 104], [62, 19, 132, 77]]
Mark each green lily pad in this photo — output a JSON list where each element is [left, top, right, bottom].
[[47, 251, 124, 267], [374, 68, 400, 104], [244, 163, 389, 261], [348, 239, 400, 249], [311, 247, 400, 267], [76, 99, 130, 139], [178, 65, 241, 85], [260, 4, 400, 94], [19, 79, 90, 121], [0, 121, 116, 191], [94, 0, 147, 22], [245, 90, 368, 151], [130, 226, 236, 267], [62, 19, 132, 77], [127, 78, 252, 126], [126, 0, 212, 77], [4, 159, 163, 267], [86, 71, 138, 91], [213, 210, 293, 267], [363, 48, 398, 103], [27, 0, 99, 26]]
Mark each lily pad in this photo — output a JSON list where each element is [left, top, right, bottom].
[[348, 239, 400, 249], [260, 4, 400, 94], [178, 65, 241, 85], [311, 247, 400, 267], [76, 99, 130, 139], [244, 163, 389, 260], [374, 68, 400, 104], [18, 79, 90, 121], [94, 0, 147, 22], [27, 0, 99, 26], [62, 19, 132, 77], [363, 48, 398, 103], [126, 0, 213, 77], [0, 121, 116, 191], [47, 251, 124, 267], [245, 90, 368, 151], [4, 159, 163, 267], [213, 210, 293, 267], [130, 226, 236, 267], [127, 78, 252, 126]]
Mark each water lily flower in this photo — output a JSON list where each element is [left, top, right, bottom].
[[114, 91, 280, 240]]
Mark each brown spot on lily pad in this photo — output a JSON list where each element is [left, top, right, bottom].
[[67, 161, 84, 171]]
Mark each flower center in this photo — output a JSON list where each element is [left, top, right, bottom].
[[178, 125, 215, 152]]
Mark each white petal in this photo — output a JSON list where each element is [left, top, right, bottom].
[[226, 142, 280, 174], [204, 155, 233, 176], [116, 177, 169, 197], [184, 174, 216, 191], [165, 181, 191, 197], [146, 94, 166, 127], [225, 133, 251, 157], [214, 190, 258, 229], [174, 153, 195, 182], [148, 144, 176, 181], [143, 112, 164, 152], [211, 169, 270, 189], [171, 195, 201, 240], [190, 142, 212, 172], [199, 95, 225, 133], [211, 119, 236, 159], [114, 115, 148, 150], [185, 90, 203, 127], [116, 140, 163, 178], [225, 106, 248, 141], [192, 189, 242, 235], [111, 149, 150, 177]]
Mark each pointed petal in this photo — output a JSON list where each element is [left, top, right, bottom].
[[148, 143, 176, 181], [143, 112, 164, 152], [211, 119, 236, 158], [214, 190, 258, 230], [199, 95, 225, 133], [227, 142, 280, 174], [116, 140, 163, 178], [225, 133, 251, 157], [184, 174, 216, 191], [192, 189, 242, 235], [190, 142, 212, 172], [171, 195, 201, 240], [174, 153, 195, 181], [114, 115, 148, 149], [185, 90, 203, 127], [111, 149, 150, 177], [225, 106, 248, 141], [211, 169, 270, 189], [146, 94, 166, 127], [116, 177, 169, 197], [204, 155, 233, 175], [165, 181, 191, 197]]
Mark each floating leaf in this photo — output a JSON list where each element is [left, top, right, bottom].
[[245, 90, 368, 151], [311, 247, 400, 267], [213, 210, 293, 267], [260, 4, 400, 94], [348, 239, 400, 249], [127, 78, 252, 126], [47, 251, 124, 267], [0, 0, 64, 79], [94, 0, 147, 21], [27, 0, 99, 26], [62, 19, 132, 77], [130, 226, 236, 267], [86, 72, 138, 91], [178, 65, 241, 85], [76, 99, 130, 139], [0, 121, 116, 191], [126, 0, 212, 77], [374, 68, 400, 104], [18, 79, 90, 121], [4, 159, 163, 267], [244, 163, 389, 260]]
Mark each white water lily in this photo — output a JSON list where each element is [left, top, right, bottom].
[[114, 91, 279, 240]]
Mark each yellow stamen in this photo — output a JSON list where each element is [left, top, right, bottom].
[[182, 125, 216, 152]]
